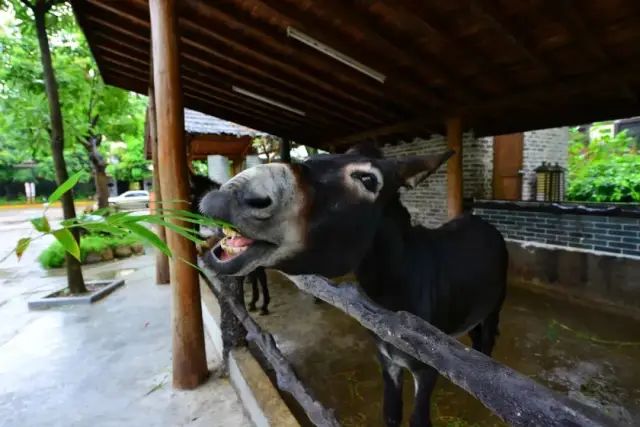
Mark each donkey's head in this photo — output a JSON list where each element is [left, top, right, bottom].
[[200, 144, 452, 276]]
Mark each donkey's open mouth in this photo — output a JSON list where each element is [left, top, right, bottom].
[[209, 227, 276, 275], [217, 227, 254, 261]]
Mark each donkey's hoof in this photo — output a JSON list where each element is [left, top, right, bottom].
[[259, 308, 270, 316], [248, 303, 257, 312]]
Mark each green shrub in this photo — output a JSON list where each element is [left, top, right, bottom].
[[38, 241, 67, 269], [567, 127, 640, 202], [38, 233, 144, 269]]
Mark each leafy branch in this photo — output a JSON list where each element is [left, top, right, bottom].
[[2, 172, 232, 265]]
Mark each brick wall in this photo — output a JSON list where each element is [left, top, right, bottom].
[[381, 128, 567, 228], [522, 128, 569, 200], [383, 133, 491, 228], [474, 207, 640, 258]]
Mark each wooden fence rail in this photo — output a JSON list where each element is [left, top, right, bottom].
[[202, 262, 616, 427], [201, 271, 340, 427]]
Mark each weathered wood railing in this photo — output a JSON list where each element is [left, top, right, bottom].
[[202, 266, 617, 427]]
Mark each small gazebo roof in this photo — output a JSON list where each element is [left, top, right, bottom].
[[184, 109, 266, 137], [75, 0, 640, 148]]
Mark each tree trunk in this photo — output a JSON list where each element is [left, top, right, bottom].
[[84, 135, 109, 210], [34, 4, 86, 294], [94, 168, 109, 209]]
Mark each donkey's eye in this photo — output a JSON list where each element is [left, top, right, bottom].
[[351, 171, 378, 193]]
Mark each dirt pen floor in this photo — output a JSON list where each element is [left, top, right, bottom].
[[248, 271, 640, 427]]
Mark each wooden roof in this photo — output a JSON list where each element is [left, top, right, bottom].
[[73, 0, 640, 149]]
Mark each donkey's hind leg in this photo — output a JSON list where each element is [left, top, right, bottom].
[[256, 268, 270, 315], [468, 308, 501, 356], [408, 364, 438, 427]]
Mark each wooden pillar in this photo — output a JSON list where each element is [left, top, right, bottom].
[[148, 88, 170, 285], [149, 0, 208, 389], [280, 138, 291, 163], [447, 117, 463, 219]]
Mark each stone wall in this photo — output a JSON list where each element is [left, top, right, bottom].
[[522, 128, 570, 200]]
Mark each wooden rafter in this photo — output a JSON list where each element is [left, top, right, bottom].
[[468, 0, 555, 79], [224, 0, 456, 105], [73, 0, 640, 145]]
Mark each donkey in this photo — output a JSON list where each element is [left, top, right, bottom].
[[199, 145, 508, 426], [189, 173, 270, 314]]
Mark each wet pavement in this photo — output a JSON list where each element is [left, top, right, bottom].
[[251, 271, 640, 427], [0, 208, 250, 427]]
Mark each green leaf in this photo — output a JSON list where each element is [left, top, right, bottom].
[[143, 217, 203, 244], [48, 171, 83, 204], [16, 237, 31, 260], [120, 222, 172, 257], [31, 216, 51, 233], [53, 228, 81, 260], [180, 257, 209, 276]]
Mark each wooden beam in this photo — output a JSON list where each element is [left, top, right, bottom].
[[545, 1, 637, 101], [360, 0, 508, 89], [236, 0, 474, 103], [183, 0, 438, 110], [446, 117, 463, 219], [89, 20, 381, 129], [84, 0, 402, 123], [325, 59, 640, 146], [148, 87, 170, 285], [104, 69, 306, 141], [190, 135, 253, 158], [149, 0, 208, 390], [469, 0, 555, 78]]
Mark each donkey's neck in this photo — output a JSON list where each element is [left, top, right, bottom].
[[354, 196, 424, 310]]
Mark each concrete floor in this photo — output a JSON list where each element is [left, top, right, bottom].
[[0, 216, 250, 427], [251, 271, 640, 427]]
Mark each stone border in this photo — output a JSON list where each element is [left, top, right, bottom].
[[200, 282, 300, 427], [28, 279, 125, 310]]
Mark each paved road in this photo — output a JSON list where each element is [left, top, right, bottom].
[[0, 207, 249, 427]]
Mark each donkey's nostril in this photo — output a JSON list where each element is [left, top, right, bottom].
[[244, 194, 272, 209]]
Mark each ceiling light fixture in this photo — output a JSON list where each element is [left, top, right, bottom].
[[287, 27, 386, 83], [232, 86, 306, 116]]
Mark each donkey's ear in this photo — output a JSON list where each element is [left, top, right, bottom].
[[394, 150, 455, 189], [346, 140, 383, 158]]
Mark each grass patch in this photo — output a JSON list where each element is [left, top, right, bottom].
[[38, 233, 144, 269]]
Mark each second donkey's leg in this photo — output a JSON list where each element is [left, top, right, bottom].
[[256, 268, 270, 315], [378, 350, 404, 427], [248, 273, 259, 312]]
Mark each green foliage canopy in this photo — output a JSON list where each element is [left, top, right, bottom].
[[0, 2, 148, 184], [567, 126, 640, 203]]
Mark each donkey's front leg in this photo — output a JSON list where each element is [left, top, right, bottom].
[[409, 365, 438, 427], [378, 350, 404, 427]]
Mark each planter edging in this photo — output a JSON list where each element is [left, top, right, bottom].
[[28, 279, 125, 310]]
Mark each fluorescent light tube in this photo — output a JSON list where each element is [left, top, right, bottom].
[[232, 86, 306, 116], [287, 27, 386, 83]]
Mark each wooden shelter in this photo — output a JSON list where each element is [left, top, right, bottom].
[[145, 108, 264, 172], [72, 0, 640, 392]]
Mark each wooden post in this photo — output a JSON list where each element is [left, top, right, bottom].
[[149, 0, 208, 389], [447, 117, 463, 219], [280, 138, 291, 163], [148, 88, 170, 285]]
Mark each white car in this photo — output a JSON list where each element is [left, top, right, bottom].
[[108, 190, 150, 211]]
